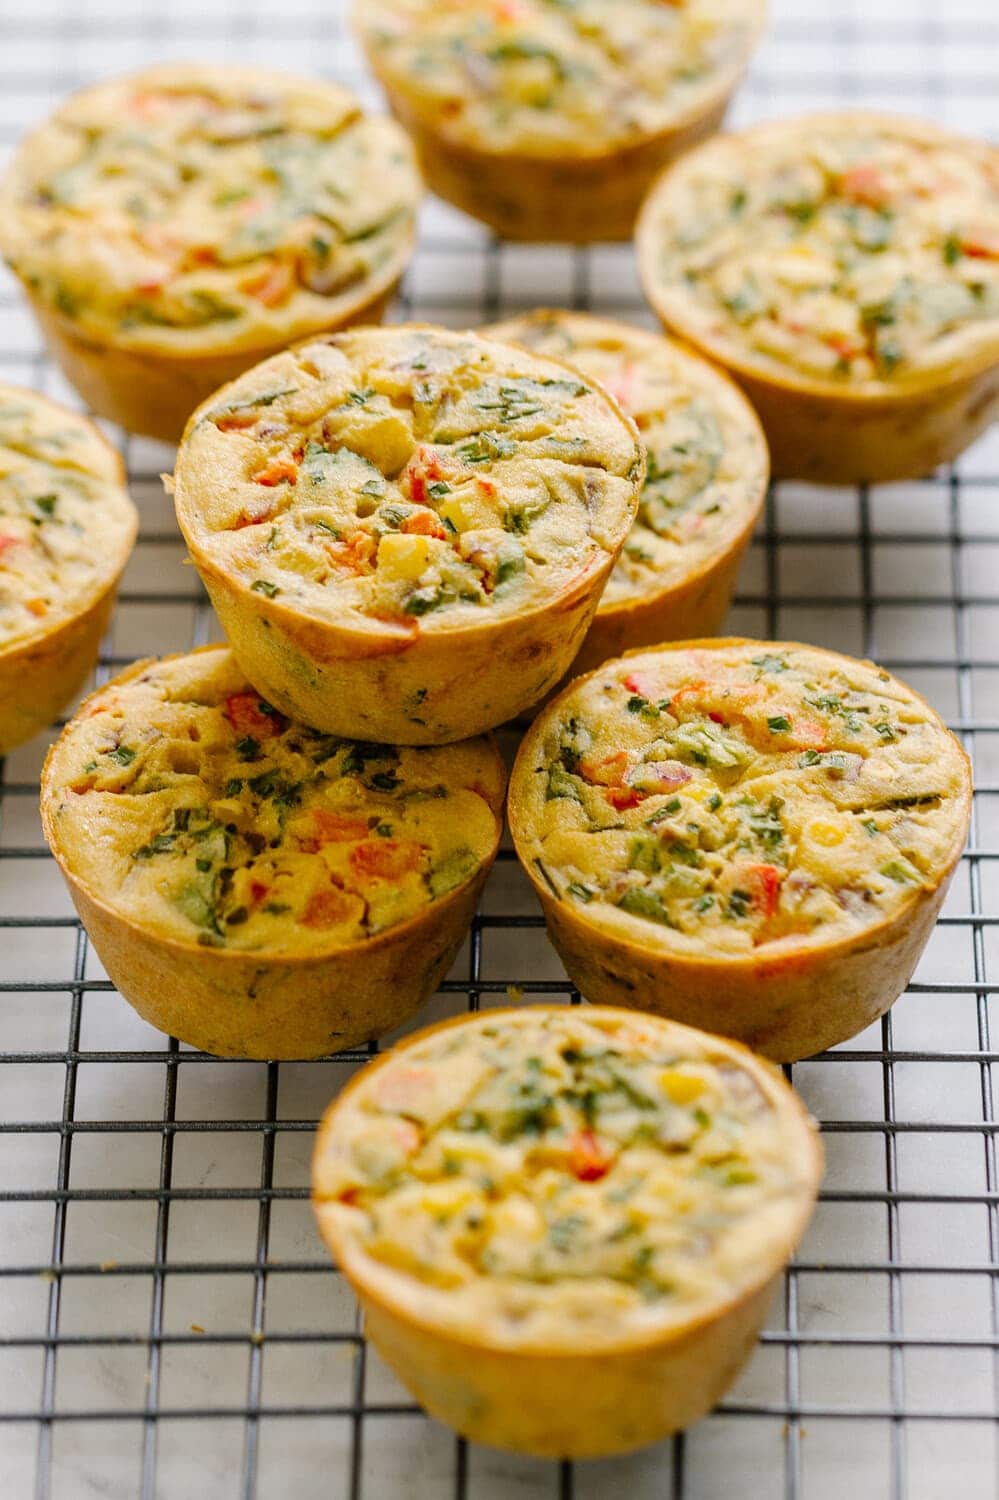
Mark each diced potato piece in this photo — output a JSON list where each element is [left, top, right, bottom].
[[377, 532, 432, 581]]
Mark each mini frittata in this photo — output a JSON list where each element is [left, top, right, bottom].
[[509, 639, 971, 1060], [41, 646, 506, 1059], [313, 1004, 821, 1456], [637, 113, 999, 481], [354, 0, 765, 241], [0, 384, 136, 755], [171, 325, 644, 744], [484, 311, 767, 676], [0, 65, 421, 441]]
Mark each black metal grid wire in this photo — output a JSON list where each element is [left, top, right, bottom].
[[1, 1, 998, 1496]]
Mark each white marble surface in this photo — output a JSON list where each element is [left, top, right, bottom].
[[0, 0, 997, 1495]]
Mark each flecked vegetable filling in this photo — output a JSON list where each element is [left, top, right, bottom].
[[645, 118, 999, 383], [43, 650, 503, 953], [0, 387, 133, 649], [485, 313, 765, 604], [177, 326, 642, 631], [358, 0, 761, 154], [0, 67, 419, 347], [521, 643, 968, 955], [316, 1009, 814, 1341]]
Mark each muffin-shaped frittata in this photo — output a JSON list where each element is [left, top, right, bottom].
[[41, 646, 506, 1059], [0, 65, 422, 442], [313, 1004, 821, 1457], [354, 0, 765, 241], [484, 311, 767, 679], [509, 640, 972, 1060], [0, 385, 137, 755], [171, 325, 644, 743], [637, 113, 999, 481]]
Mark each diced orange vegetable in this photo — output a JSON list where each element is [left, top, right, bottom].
[[301, 884, 361, 929], [349, 838, 425, 882], [25, 598, 47, 617], [326, 530, 377, 574], [826, 333, 868, 361], [216, 411, 260, 433], [579, 750, 630, 786], [0, 534, 21, 560], [668, 680, 711, 713], [568, 1129, 614, 1182], [303, 810, 371, 849], [375, 1065, 436, 1115], [254, 458, 298, 487], [401, 510, 447, 539], [224, 692, 285, 738], [241, 260, 295, 308], [840, 163, 890, 208], [782, 716, 826, 751]]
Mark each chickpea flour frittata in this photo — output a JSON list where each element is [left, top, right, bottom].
[[510, 640, 971, 1059], [0, 384, 137, 755], [637, 113, 999, 481], [172, 325, 644, 744], [313, 1005, 821, 1456], [484, 311, 767, 674], [40, 647, 506, 1058], [354, 0, 765, 241], [0, 65, 421, 440]]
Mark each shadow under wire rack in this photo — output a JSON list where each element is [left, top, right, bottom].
[[1, 0, 998, 1497]]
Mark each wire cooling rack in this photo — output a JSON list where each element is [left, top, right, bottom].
[[1, 1, 998, 1497]]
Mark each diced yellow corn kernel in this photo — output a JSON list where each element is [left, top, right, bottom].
[[377, 532, 431, 581], [809, 820, 846, 847], [660, 1069, 705, 1104]]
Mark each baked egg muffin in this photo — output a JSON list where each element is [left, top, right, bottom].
[[312, 1004, 821, 1457], [0, 384, 137, 755], [508, 639, 972, 1061], [483, 310, 767, 679], [637, 112, 999, 481], [171, 324, 644, 744], [354, 0, 765, 241], [0, 64, 421, 442], [40, 646, 506, 1059]]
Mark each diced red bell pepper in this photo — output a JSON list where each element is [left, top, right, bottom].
[[745, 863, 783, 920], [402, 446, 445, 508], [568, 1129, 614, 1182], [224, 693, 286, 738]]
